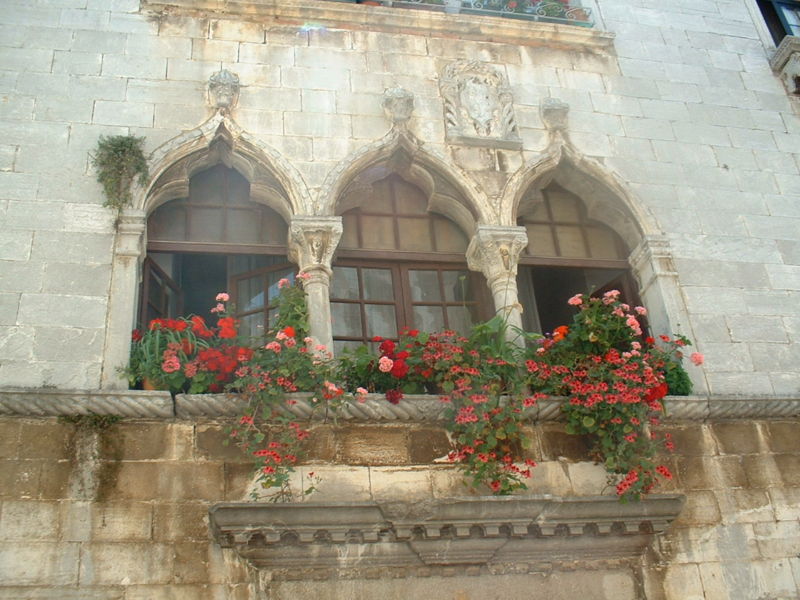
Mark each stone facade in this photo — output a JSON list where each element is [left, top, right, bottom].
[[1, 0, 800, 597]]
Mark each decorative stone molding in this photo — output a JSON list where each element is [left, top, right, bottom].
[[440, 61, 522, 150], [0, 388, 173, 418], [287, 216, 343, 274], [769, 35, 800, 95], [382, 87, 414, 127], [209, 495, 685, 577], [4, 389, 799, 422], [466, 225, 528, 333], [142, 1, 616, 53], [208, 69, 241, 112]]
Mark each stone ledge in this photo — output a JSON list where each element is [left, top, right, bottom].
[[209, 494, 684, 577], [0, 388, 174, 418], [142, 0, 615, 52], [2, 389, 799, 422]]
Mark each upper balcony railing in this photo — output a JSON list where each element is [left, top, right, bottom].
[[329, 0, 594, 27]]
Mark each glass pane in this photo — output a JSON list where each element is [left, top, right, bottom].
[[409, 270, 442, 302], [365, 304, 397, 339], [555, 225, 587, 258], [528, 201, 549, 221], [549, 193, 581, 222], [331, 267, 360, 300], [442, 270, 471, 302], [267, 308, 279, 330], [226, 208, 261, 244], [362, 268, 394, 301], [240, 313, 265, 340], [189, 207, 224, 242], [360, 215, 395, 250], [267, 269, 293, 305], [585, 227, 623, 260], [237, 277, 265, 312], [261, 211, 288, 245], [433, 218, 468, 253], [334, 339, 362, 356], [526, 224, 556, 257], [413, 305, 445, 333], [340, 214, 360, 249], [148, 204, 187, 241], [447, 305, 476, 336], [364, 186, 393, 212], [397, 217, 433, 251], [189, 166, 224, 205], [331, 302, 362, 338]]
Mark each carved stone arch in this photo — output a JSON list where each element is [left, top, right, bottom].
[[500, 144, 660, 249], [317, 129, 495, 232], [134, 113, 311, 220]]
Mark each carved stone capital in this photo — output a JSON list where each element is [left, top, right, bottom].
[[114, 209, 146, 258], [629, 235, 677, 280], [208, 69, 240, 112], [541, 97, 569, 131], [287, 216, 343, 274], [383, 87, 415, 126], [466, 225, 528, 287]]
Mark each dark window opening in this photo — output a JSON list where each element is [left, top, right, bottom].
[[757, 0, 800, 45]]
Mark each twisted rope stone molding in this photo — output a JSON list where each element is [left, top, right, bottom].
[[2, 389, 799, 422], [0, 388, 173, 418], [209, 495, 685, 579]]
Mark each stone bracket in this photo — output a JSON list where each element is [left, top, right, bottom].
[[209, 495, 685, 577], [770, 35, 800, 95]]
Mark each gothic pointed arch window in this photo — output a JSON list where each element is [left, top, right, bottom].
[[143, 163, 293, 340], [517, 182, 639, 334], [331, 173, 492, 352]]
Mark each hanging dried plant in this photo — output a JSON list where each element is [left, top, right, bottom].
[[91, 135, 149, 213]]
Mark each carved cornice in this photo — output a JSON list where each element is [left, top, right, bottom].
[[142, 1, 616, 53], [209, 495, 684, 577], [0, 388, 173, 418], [770, 35, 800, 72]]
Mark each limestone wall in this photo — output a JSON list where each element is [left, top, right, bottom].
[[0, 0, 798, 395], [0, 412, 798, 599]]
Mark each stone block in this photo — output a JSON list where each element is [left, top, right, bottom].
[[284, 111, 351, 138], [173, 542, 211, 584], [223, 462, 254, 501], [238, 87, 301, 112], [67, 74, 127, 102], [663, 563, 705, 600], [196, 424, 248, 462], [370, 466, 433, 502], [408, 428, 450, 464], [42, 262, 111, 297], [742, 455, 783, 489], [766, 421, 800, 454], [0, 500, 59, 541], [539, 426, 591, 461], [293, 465, 370, 502], [333, 426, 409, 466], [166, 58, 221, 82], [102, 54, 166, 79], [0, 325, 33, 361], [726, 314, 788, 343], [0, 229, 31, 262], [769, 487, 800, 520], [0, 420, 20, 458], [33, 326, 104, 362], [18, 293, 107, 329], [712, 422, 763, 455], [191, 38, 238, 63], [281, 66, 351, 91], [79, 542, 174, 585], [90, 501, 153, 542], [706, 372, 774, 395], [677, 490, 721, 526], [153, 103, 209, 130], [153, 502, 210, 541], [210, 18, 264, 43], [72, 29, 127, 54], [773, 454, 800, 486], [112, 462, 226, 502], [30, 231, 113, 264], [566, 462, 609, 496], [93, 99, 154, 128], [0, 460, 40, 499], [53, 50, 102, 76], [0, 542, 80, 586], [233, 109, 283, 135], [18, 421, 72, 460]]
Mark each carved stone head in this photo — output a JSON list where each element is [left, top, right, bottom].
[[208, 69, 241, 111], [382, 87, 415, 125]]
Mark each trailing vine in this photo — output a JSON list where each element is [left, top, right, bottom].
[[92, 135, 149, 213]]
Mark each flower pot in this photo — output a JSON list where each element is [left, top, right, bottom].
[[142, 378, 160, 391]]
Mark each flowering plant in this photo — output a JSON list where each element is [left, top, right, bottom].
[[127, 293, 253, 394], [525, 290, 700, 500], [337, 328, 431, 404], [226, 274, 351, 501]]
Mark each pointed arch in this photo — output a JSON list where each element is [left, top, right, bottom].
[[499, 143, 661, 250], [134, 113, 311, 221], [317, 129, 495, 235]]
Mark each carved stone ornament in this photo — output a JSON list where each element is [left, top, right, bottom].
[[208, 69, 240, 111], [287, 216, 343, 273], [440, 61, 522, 150], [209, 495, 685, 579], [541, 97, 570, 131], [382, 87, 415, 126], [466, 226, 528, 287], [769, 35, 800, 95]]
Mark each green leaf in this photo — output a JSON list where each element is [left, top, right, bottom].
[[582, 416, 596, 428]]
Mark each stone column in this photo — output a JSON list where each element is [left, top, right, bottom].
[[100, 209, 146, 389], [466, 225, 528, 342], [629, 235, 708, 393], [288, 216, 343, 354]]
